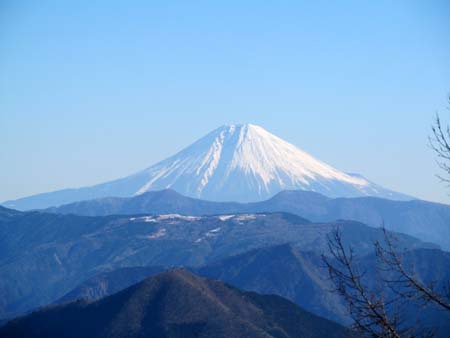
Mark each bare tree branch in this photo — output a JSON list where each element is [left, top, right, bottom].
[[323, 95, 450, 337], [429, 96, 450, 184], [323, 226, 449, 338], [375, 228, 450, 312], [323, 228, 403, 338]]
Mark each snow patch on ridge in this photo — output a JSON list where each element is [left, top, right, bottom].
[[218, 215, 235, 221], [130, 215, 202, 222], [147, 228, 166, 239]]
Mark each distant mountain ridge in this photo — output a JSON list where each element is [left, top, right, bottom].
[[0, 269, 348, 338], [46, 189, 450, 250], [3, 124, 411, 210]]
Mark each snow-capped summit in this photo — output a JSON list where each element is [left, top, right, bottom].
[[3, 124, 411, 210], [134, 123, 380, 201]]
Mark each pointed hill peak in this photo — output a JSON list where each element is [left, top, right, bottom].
[[0, 270, 348, 338]]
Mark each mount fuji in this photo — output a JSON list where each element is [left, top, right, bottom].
[[3, 124, 411, 210]]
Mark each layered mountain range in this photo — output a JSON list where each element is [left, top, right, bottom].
[[0, 205, 439, 322], [3, 124, 411, 210], [46, 189, 450, 250], [2, 124, 448, 337]]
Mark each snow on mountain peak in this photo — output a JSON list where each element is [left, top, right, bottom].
[[129, 123, 406, 202], [222, 123, 368, 187], [3, 123, 412, 209]]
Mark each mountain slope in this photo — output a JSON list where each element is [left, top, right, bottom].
[[0, 269, 348, 338], [56, 266, 166, 305], [3, 124, 411, 210], [197, 244, 348, 323], [59, 245, 348, 324], [199, 246, 450, 336], [254, 190, 450, 249], [57, 245, 450, 335], [0, 207, 434, 321], [47, 189, 450, 250]]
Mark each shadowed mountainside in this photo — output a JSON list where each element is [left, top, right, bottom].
[[0, 269, 348, 338], [0, 207, 435, 322], [57, 244, 450, 335]]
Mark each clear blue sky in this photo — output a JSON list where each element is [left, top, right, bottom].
[[1, 0, 450, 203]]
